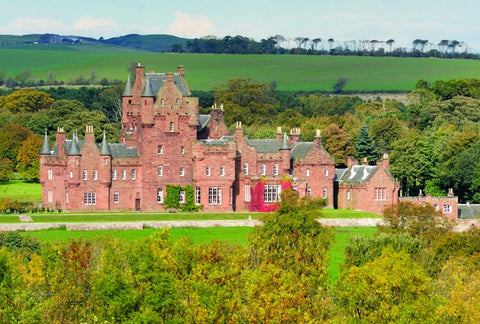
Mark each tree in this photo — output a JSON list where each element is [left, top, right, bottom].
[[386, 39, 395, 52], [322, 123, 355, 167], [335, 250, 438, 322], [0, 124, 33, 171], [369, 116, 406, 153], [0, 88, 54, 113], [380, 202, 454, 240], [332, 78, 347, 93], [16, 134, 43, 182], [355, 125, 377, 164], [213, 78, 279, 126]]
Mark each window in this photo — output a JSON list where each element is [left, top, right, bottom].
[[243, 162, 249, 175], [161, 98, 165, 107], [93, 170, 98, 181], [48, 169, 53, 180], [307, 188, 312, 196], [181, 146, 185, 155], [443, 205, 452, 213], [113, 192, 119, 204], [131, 169, 136, 180], [157, 188, 164, 203], [323, 187, 327, 198], [220, 165, 225, 176], [83, 169, 87, 181], [122, 169, 126, 180], [434, 203, 439, 211], [180, 167, 185, 177], [245, 185, 251, 202], [84, 192, 96, 205], [325, 169, 329, 177], [112, 169, 117, 180], [179, 190, 186, 204], [346, 190, 351, 200], [306, 169, 310, 177], [273, 164, 278, 176], [169, 122, 174, 132], [195, 187, 201, 205], [176, 98, 180, 104], [261, 164, 266, 176], [158, 165, 163, 177], [208, 186, 222, 205], [47, 191, 53, 203], [69, 171, 73, 179], [374, 187, 387, 201], [264, 184, 281, 203], [206, 165, 211, 176], [104, 158, 108, 165], [158, 145, 163, 155]]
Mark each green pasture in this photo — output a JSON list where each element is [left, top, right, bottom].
[[20, 225, 378, 282], [2, 47, 480, 91]]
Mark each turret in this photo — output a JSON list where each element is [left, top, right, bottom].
[[39, 131, 51, 155]]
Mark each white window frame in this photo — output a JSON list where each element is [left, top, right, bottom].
[[323, 187, 327, 198], [206, 165, 211, 177], [158, 145, 163, 155], [83, 169, 87, 181], [122, 169, 126, 180], [264, 184, 281, 203], [306, 169, 310, 177], [112, 169, 117, 180], [179, 190, 186, 204], [244, 185, 251, 202], [84, 192, 96, 205], [158, 165, 163, 177], [131, 168, 136, 180], [157, 188, 164, 203], [181, 146, 185, 155], [325, 169, 329, 177], [93, 170, 98, 181], [346, 190, 351, 200], [208, 186, 222, 205], [113, 192, 119, 204], [220, 165, 225, 176], [47, 191, 53, 203], [443, 204, 452, 213], [180, 167, 185, 177], [169, 122, 174, 132], [195, 187, 201, 205], [244, 162, 249, 175], [307, 188, 312, 196], [273, 164, 278, 176], [48, 169, 53, 180], [261, 164, 266, 176]]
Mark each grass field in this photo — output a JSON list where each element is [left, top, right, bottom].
[[19, 225, 378, 282], [0, 180, 41, 202], [2, 48, 480, 91]]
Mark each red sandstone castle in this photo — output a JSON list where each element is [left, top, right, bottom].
[[40, 64, 404, 214]]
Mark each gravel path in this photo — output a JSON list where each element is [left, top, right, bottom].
[[0, 218, 476, 232]]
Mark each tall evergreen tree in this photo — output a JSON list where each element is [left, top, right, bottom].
[[355, 125, 377, 164]]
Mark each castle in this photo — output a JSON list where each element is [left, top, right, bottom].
[[40, 64, 402, 214]]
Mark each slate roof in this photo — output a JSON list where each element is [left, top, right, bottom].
[[458, 204, 480, 219], [53, 140, 139, 158], [198, 138, 231, 146], [198, 114, 211, 132], [290, 142, 313, 160], [40, 132, 52, 155], [122, 76, 133, 96], [137, 72, 190, 97], [335, 165, 377, 183], [246, 139, 280, 153]]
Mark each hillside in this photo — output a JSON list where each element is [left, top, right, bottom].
[[0, 33, 187, 52], [1, 48, 480, 91]]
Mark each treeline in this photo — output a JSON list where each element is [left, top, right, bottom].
[[0, 196, 479, 322], [173, 35, 478, 59]]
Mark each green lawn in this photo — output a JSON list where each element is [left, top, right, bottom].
[[2, 49, 480, 91], [0, 180, 41, 202]]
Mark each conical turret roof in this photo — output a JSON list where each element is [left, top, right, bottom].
[[280, 132, 290, 150], [39, 132, 51, 155], [99, 132, 112, 156], [122, 75, 133, 96], [142, 75, 155, 97], [67, 131, 81, 156]]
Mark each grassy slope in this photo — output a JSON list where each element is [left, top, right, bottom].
[[0, 180, 41, 202], [2, 48, 480, 91]]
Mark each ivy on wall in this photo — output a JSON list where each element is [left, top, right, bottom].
[[165, 184, 202, 212]]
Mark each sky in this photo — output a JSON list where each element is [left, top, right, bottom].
[[2, 0, 480, 52]]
